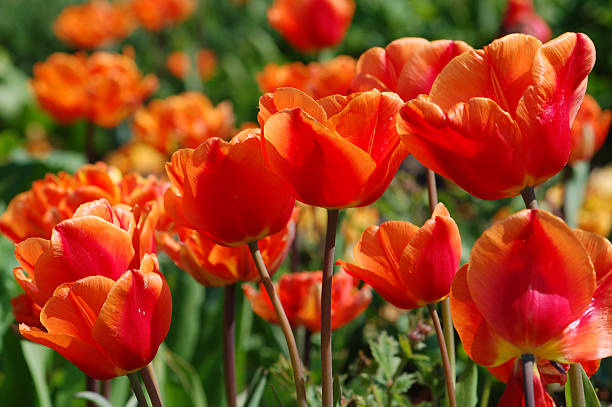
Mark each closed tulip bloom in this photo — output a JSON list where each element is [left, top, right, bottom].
[[569, 94, 611, 163], [267, 0, 354, 52], [158, 210, 296, 286], [257, 62, 312, 95], [131, 0, 196, 31], [164, 128, 295, 246], [19, 253, 171, 379], [243, 270, 371, 332], [166, 51, 192, 79], [258, 87, 408, 209], [132, 92, 235, 155], [351, 37, 472, 101], [397, 33, 596, 200], [338, 203, 461, 309], [500, 0, 552, 42], [450, 209, 612, 370], [53, 1, 135, 49], [196, 49, 217, 81]]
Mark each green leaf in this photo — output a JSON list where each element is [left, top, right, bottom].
[[0, 331, 36, 406], [162, 346, 208, 407], [369, 331, 401, 382], [333, 373, 342, 407], [73, 391, 115, 407], [455, 361, 478, 407], [392, 373, 416, 394], [564, 161, 590, 228], [242, 367, 268, 407], [21, 340, 53, 407], [565, 364, 601, 407]]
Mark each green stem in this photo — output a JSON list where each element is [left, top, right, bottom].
[[479, 374, 493, 407], [128, 373, 149, 407], [568, 364, 586, 407], [86, 376, 98, 407], [427, 303, 456, 407], [321, 209, 339, 407], [140, 364, 163, 407], [248, 241, 307, 407], [223, 284, 237, 407], [522, 354, 535, 407]]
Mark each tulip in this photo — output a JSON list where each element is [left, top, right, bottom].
[[578, 165, 612, 237], [53, 1, 135, 49], [157, 210, 297, 286], [338, 203, 461, 309], [351, 38, 472, 101], [132, 92, 236, 155], [196, 49, 217, 81], [105, 141, 168, 175], [569, 94, 611, 163], [397, 33, 596, 200], [258, 87, 408, 209], [167, 51, 192, 79], [130, 0, 196, 31], [267, 0, 355, 52], [451, 209, 612, 371], [243, 269, 370, 332], [19, 253, 171, 380], [500, 0, 552, 42]]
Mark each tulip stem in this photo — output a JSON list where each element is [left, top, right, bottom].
[[141, 364, 163, 407], [520, 187, 538, 209], [522, 354, 535, 407], [86, 376, 98, 407], [248, 241, 307, 407], [223, 284, 238, 407], [128, 373, 149, 407], [321, 208, 339, 407], [427, 303, 456, 407], [85, 120, 96, 164], [101, 380, 111, 401], [479, 374, 493, 407], [568, 364, 586, 407], [426, 168, 455, 381], [303, 328, 312, 370]]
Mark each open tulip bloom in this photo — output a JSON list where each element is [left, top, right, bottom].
[[397, 32, 596, 200], [451, 209, 612, 401]]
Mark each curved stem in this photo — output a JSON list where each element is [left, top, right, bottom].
[[128, 373, 149, 407], [520, 187, 538, 209], [479, 374, 493, 407], [427, 303, 456, 407], [321, 208, 339, 407], [86, 376, 98, 407], [140, 364, 163, 407], [522, 354, 535, 407], [85, 121, 96, 164], [223, 284, 237, 407], [248, 241, 307, 407], [568, 364, 586, 407]]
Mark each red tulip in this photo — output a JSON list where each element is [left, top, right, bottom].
[[451, 209, 612, 369], [351, 37, 472, 101], [397, 33, 596, 200], [496, 359, 555, 407], [258, 87, 408, 209], [164, 128, 295, 246], [500, 0, 552, 42], [158, 210, 296, 286], [267, 0, 355, 52], [338, 203, 461, 309], [243, 269, 370, 332], [569, 94, 611, 163]]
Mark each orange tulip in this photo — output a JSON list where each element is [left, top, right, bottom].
[[500, 0, 552, 42], [243, 270, 370, 332], [351, 38, 472, 101], [338, 203, 461, 309], [0, 163, 167, 243], [569, 94, 611, 163], [105, 141, 168, 175], [257, 56, 356, 99], [132, 92, 235, 155], [258, 87, 408, 208], [131, 0, 196, 31], [267, 0, 355, 52], [19, 253, 171, 379], [158, 210, 296, 286], [450, 209, 612, 371], [397, 33, 596, 200], [53, 1, 135, 49], [196, 49, 217, 81], [166, 51, 192, 79], [164, 128, 295, 246], [31, 52, 157, 127]]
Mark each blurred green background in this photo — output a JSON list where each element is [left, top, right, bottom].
[[0, 0, 610, 406]]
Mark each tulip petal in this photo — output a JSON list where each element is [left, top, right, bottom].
[[242, 283, 279, 324], [272, 87, 327, 123], [573, 229, 612, 281], [468, 210, 596, 352], [450, 265, 519, 366], [263, 108, 376, 208], [72, 199, 121, 226], [15, 237, 49, 274], [92, 255, 171, 372], [34, 216, 135, 300], [398, 97, 526, 200], [497, 360, 555, 407], [330, 272, 371, 330]]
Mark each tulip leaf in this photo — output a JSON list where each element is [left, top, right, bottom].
[[565, 364, 601, 407], [162, 346, 208, 407], [242, 367, 268, 407], [21, 340, 53, 407], [333, 373, 342, 407], [455, 361, 478, 407], [73, 391, 115, 407]]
